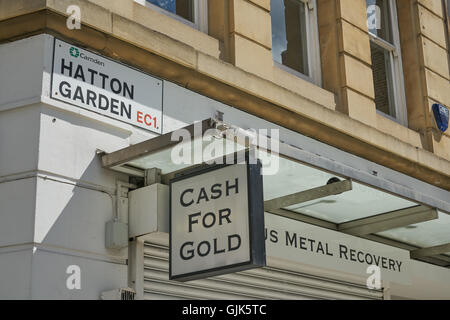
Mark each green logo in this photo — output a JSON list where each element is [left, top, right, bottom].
[[70, 47, 80, 58]]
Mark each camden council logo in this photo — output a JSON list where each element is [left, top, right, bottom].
[[70, 47, 80, 58], [67, 45, 105, 67]]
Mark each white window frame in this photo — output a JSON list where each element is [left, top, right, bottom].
[[272, 0, 322, 86], [368, 0, 407, 126], [134, 0, 208, 33]]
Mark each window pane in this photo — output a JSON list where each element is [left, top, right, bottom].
[[271, 0, 309, 75], [147, 0, 194, 22], [370, 42, 395, 117], [366, 0, 393, 43]]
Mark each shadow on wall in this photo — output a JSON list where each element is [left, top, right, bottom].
[[31, 105, 133, 299]]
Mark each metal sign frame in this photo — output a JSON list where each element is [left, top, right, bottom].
[[169, 154, 266, 281]]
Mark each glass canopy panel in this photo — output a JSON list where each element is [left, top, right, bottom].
[[376, 211, 450, 256], [103, 120, 450, 263], [263, 155, 341, 200], [263, 156, 417, 224], [127, 137, 247, 174]]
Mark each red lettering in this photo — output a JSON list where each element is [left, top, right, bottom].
[[144, 114, 152, 126], [137, 111, 143, 124], [136, 111, 158, 129]]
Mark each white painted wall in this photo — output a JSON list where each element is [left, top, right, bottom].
[[0, 246, 33, 299], [0, 106, 40, 177], [0, 178, 36, 247], [30, 249, 127, 300], [0, 35, 155, 299], [0, 35, 45, 110]]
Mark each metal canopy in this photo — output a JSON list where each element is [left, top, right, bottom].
[[101, 119, 217, 177], [264, 179, 353, 212], [411, 243, 450, 259], [101, 118, 450, 266], [337, 206, 438, 236]]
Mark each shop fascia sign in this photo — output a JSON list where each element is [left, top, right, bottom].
[[50, 38, 163, 133], [169, 155, 266, 281], [265, 214, 412, 285]]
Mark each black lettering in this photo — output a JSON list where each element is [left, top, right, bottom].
[[202, 212, 216, 228], [317, 241, 325, 254], [218, 208, 231, 225], [197, 241, 210, 257], [73, 86, 85, 103], [180, 188, 194, 207], [98, 94, 109, 110], [299, 237, 307, 250], [213, 238, 225, 254], [120, 101, 131, 119], [197, 187, 209, 204], [349, 249, 357, 262], [87, 68, 98, 85], [110, 98, 119, 115], [226, 178, 239, 196], [270, 230, 278, 243], [59, 81, 72, 98], [308, 239, 316, 251], [357, 251, 365, 263], [61, 59, 73, 77], [74, 65, 86, 82], [228, 234, 241, 251], [339, 244, 348, 259], [396, 261, 402, 272], [180, 241, 194, 260], [123, 82, 134, 99], [86, 90, 97, 108], [382, 257, 388, 269], [210, 183, 222, 199], [285, 231, 297, 247], [187, 212, 201, 233], [326, 243, 333, 256], [388, 259, 395, 271], [99, 72, 109, 89], [365, 253, 374, 265], [110, 78, 122, 95], [373, 254, 381, 266]]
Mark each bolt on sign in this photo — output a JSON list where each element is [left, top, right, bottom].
[[50, 38, 163, 134], [169, 158, 266, 281]]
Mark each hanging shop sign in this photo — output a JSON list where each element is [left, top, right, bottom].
[[50, 38, 163, 133], [170, 161, 266, 281], [265, 213, 412, 284]]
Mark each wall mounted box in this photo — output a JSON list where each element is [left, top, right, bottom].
[[129, 183, 169, 238], [105, 220, 128, 249]]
